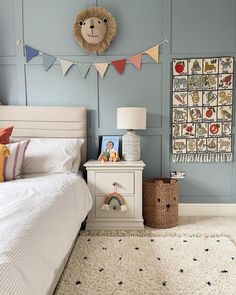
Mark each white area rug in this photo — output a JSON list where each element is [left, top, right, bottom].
[[55, 233, 236, 295]]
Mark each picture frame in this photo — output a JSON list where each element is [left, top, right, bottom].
[[98, 136, 120, 162]]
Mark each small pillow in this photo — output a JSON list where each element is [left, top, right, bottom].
[[0, 126, 13, 144], [22, 138, 84, 175], [4, 140, 29, 181], [0, 144, 10, 182]]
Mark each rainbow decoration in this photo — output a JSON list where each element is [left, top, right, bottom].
[[101, 192, 128, 212]]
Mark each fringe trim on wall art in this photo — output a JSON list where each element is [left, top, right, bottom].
[[172, 153, 232, 163]]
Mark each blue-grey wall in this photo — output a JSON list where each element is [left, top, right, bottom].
[[0, 0, 235, 203]]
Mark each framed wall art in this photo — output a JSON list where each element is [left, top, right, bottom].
[[171, 56, 234, 163]]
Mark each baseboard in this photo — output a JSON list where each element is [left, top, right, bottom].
[[179, 203, 236, 217]]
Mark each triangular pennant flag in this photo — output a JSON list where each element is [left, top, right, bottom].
[[145, 45, 159, 63], [77, 63, 91, 79], [111, 59, 126, 75], [43, 54, 56, 71], [59, 59, 74, 76], [94, 63, 109, 79], [128, 53, 142, 70], [25, 45, 39, 63]]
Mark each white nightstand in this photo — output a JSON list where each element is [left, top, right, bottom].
[[84, 160, 145, 229]]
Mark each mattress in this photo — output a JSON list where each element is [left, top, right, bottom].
[[0, 173, 93, 295]]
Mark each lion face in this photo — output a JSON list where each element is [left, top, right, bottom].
[[73, 7, 117, 54], [80, 17, 108, 44]]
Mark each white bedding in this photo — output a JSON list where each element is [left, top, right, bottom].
[[0, 173, 93, 295]]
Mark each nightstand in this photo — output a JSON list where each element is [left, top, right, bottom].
[[84, 160, 145, 229]]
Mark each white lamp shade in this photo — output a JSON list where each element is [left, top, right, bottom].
[[117, 107, 147, 130]]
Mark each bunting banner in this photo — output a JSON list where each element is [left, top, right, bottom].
[[20, 38, 169, 79], [128, 53, 142, 70], [145, 45, 159, 63], [59, 59, 74, 76], [112, 59, 126, 75], [43, 54, 56, 71], [25, 45, 39, 63], [77, 63, 91, 79], [94, 63, 109, 79]]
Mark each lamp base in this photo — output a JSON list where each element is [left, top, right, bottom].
[[122, 131, 141, 161]]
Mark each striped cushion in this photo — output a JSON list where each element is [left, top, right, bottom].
[[4, 140, 29, 181]]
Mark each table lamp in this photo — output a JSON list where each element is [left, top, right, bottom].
[[117, 107, 147, 161]]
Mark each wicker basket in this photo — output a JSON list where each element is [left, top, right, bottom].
[[143, 178, 179, 228]]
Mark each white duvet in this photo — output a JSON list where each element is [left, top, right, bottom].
[[0, 173, 93, 295]]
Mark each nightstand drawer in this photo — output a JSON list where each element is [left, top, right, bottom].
[[95, 196, 135, 218], [95, 172, 134, 194]]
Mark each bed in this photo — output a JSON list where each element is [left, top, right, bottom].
[[0, 106, 93, 295]]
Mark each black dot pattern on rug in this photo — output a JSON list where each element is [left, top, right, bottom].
[[58, 235, 236, 295], [221, 270, 228, 273]]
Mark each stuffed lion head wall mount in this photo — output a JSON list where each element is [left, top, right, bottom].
[[73, 7, 117, 54]]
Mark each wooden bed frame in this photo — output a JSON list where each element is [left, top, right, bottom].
[[0, 105, 87, 294], [0, 105, 87, 166]]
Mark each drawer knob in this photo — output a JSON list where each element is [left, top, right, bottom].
[[113, 205, 117, 210], [113, 182, 117, 187]]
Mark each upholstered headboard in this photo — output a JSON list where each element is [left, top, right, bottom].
[[0, 106, 87, 166]]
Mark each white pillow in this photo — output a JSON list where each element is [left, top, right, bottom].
[[4, 140, 30, 181], [22, 138, 84, 175]]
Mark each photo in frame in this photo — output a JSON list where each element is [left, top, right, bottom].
[[98, 136, 120, 162]]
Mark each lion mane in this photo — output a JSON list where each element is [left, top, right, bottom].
[[73, 7, 117, 54]]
